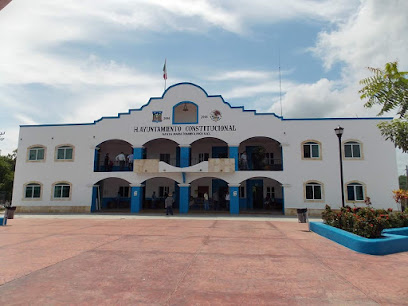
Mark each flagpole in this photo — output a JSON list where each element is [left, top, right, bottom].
[[163, 59, 167, 92]]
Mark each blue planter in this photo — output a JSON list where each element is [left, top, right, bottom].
[[310, 222, 408, 255]]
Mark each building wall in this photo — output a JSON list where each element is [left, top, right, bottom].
[[12, 83, 399, 213]]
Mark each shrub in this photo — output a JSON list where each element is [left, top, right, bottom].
[[322, 205, 408, 238]]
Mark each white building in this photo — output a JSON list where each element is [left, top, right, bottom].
[[12, 83, 399, 215]]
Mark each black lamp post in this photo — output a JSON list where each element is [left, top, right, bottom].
[[334, 126, 345, 208]]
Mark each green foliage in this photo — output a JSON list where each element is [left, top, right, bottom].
[[322, 205, 408, 239], [359, 62, 408, 152], [0, 150, 17, 201]]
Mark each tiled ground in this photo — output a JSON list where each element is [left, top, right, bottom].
[[0, 216, 407, 305]]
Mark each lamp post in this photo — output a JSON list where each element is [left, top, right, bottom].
[[334, 126, 345, 208]]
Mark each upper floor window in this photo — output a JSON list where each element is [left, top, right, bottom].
[[302, 141, 321, 159], [25, 183, 41, 199], [53, 182, 71, 199], [265, 153, 275, 165], [28, 146, 45, 161], [347, 182, 364, 201], [199, 153, 209, 162], [344, 141, 361, 158], [305, 181, 323, 201], [56, 145, 74, 161], [160, 153, 170, 164], [266, 186, 275, 199]]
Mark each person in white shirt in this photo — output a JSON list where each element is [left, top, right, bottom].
[[204, 192, 209, 211], [225, 192, 230, 210], [240, 152, 248, 170], [115, 152, 126, 170], [127, 153, 134, 170]]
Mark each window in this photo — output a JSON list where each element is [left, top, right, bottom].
[[239, 186, 245, 198], [302, 141, 321, 159], [25, 183, 41, 199], [265, 153, 275, 165], [160, 153, 170, 164], [199, 153, 209, 162], [344, 141, 361, 158], [159, 186, 170, 197], [347, 183, 364, 201], [266, 186, 275, 199], [56, 146, 73, 160], [305, 182, 322, 200], [118, 186, 129, 197], [53, 183, 71, 199], [28, 146, 45, 161]]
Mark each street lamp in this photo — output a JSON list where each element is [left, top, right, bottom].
[[334, 126, 345, 208]]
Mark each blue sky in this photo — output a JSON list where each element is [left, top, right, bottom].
[[0, 0, 407, 174]]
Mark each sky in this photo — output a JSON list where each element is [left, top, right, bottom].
[[0, 0, 407, 175]]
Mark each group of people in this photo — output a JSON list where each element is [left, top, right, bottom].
[[202, 191, 230, 211], [103, 152, 134, 171]]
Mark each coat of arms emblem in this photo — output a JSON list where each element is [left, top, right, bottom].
[[210, 110, 222, 122], [152, 111, 162, 122]]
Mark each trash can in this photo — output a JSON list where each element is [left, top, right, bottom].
[[6, 207, 16, 219], [297, 208, 308, 223]]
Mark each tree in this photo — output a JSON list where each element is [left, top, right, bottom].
[[0, 150, 17, 202], [359, 62, 408, 152]]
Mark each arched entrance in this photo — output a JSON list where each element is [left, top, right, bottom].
[[142, 177, 179, 212], [189, 177, 229, 212], [93, 177, 131, 212], [239, 177, 284, 214]]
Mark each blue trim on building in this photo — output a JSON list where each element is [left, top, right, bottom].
[[93, 149, 99, 172], [19, 82, 393, 128], [172, 101, 199, 124], [229, 186, 239, 214], [179, 185, 189, 214], [130, 186, 143, 213], [91, 186, 98, 212], [133, 147, 143, 160], [179, 147, 190, 168], [228, 146, 239, 171]]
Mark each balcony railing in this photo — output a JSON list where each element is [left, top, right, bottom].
[[238, 159, 283, 171]]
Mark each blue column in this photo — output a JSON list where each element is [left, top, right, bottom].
[[229, 145, 239, 171], [133, 147, 144, 160], [178, 184, 190, 214], [94, 148, 99, 171], [91, 185, 98, 212], [179, 146, 190, 168], [229, 185, 240, 214], [131, 185, 143, 213]]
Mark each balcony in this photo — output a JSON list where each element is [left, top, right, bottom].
[[133, 158, 235, 173], [238, 158, 283, 171]]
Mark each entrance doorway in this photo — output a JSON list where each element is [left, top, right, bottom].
[[247, 179, 264, 209]]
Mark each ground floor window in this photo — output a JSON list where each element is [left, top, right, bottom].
[[347, 183, 364, 201], [25, 183, 41, 199], [119, 186, 129, 197], [159, 186, 170, 197], [54, 183, 70, 199], [305, 182, 322, 200], [266, 186, 275, 199]]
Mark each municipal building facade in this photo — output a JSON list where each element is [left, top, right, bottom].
[[12, 83, 400, 215]]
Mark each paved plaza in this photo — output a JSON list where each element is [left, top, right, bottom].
[[0, 215, 407, 305]]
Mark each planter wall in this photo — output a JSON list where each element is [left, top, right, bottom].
[[310, 222, 408, 255]]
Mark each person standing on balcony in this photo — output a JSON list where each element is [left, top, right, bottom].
[[240, 152, 248, 170], [127, 153, 134, 171], [115, 152, 126, 170], [104, 153, 110, 171]]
